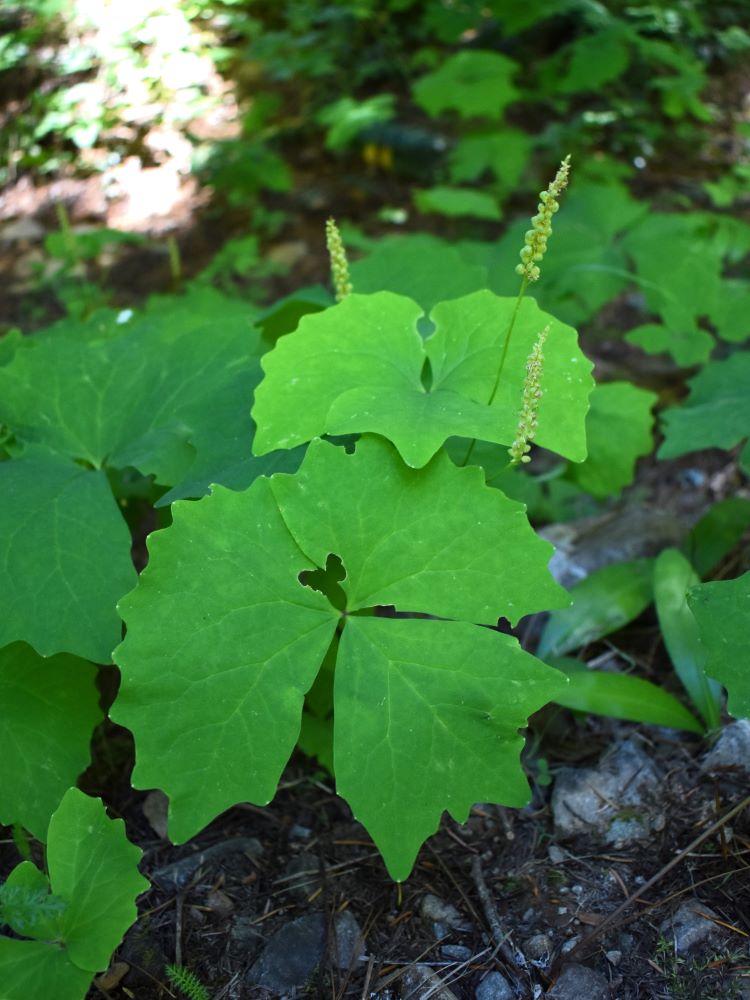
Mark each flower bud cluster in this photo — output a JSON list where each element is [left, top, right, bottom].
[[515, 155, 571, 283], [508, 325, 549, 466], [325, 217, 353, 302]]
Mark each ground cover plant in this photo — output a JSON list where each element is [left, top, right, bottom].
[[1, 2, 750, 998]]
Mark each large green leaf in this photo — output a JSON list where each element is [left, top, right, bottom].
[[413, 50, 519, 120], [0, 941, 92, 1000], [448, 128, 531, 189], [0, 644, 102, 839], [622, 212, 735, 364], [625, 322, 714, 367], [413, 186, 502, 221], [349, 234, 487, 312], [156, 441, 306, 507], [659, 352, 750, 463], [557, 25, 632, 93], [271, 437, 567, 623], [47, 789, 148, 970], [689, 572, 750, 719], [253, 290, 593, 467], [0, 789, 147, 999], [0, 308, 263, 489], [567, 381, 656, 497], [113, 436, 566, 876], [0, 453, 136, 661], [113, 475, 340, 841], [335, 618, 564, 879]]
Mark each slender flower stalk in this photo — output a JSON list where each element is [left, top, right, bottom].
[[508, 325, 549, 465], [325, 217, 353, 301], [461, 155, 571, 468]]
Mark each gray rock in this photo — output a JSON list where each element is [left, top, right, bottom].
[[441, 944, 472, 962], [402, 963, 459, 1000], [329, 909, 365, 970], [1, 218, 45, 242], [703, 720, 750, 776], [661, 899, 723, 954], [151, 837, 263, 889], [547, 963, 609, 1000], [141, 790, 169, 839], [525, 933, 553, 962], [420, 894, 472, 934], [547, 845, 566, 864], [246, 913, 326, 991], [475, 970, 514, 1000], [541, 508, 683, 589], [551, 739, 663, 847]]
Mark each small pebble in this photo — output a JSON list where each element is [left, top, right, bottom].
[[703, 720, 750, 777], [475, 970, 514, 1000], [548, 963, 609, 1000], [330, 909, 365, 970], [661, 899, 723, 954], [442, 944, 472, 962], [420, 894, 472, 933], [525, 932, 552, 961]]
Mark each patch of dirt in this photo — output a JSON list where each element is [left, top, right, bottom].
[[51, 715, 747, 1000]]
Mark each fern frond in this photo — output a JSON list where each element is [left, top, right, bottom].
[[166, 963, 210, 1000]]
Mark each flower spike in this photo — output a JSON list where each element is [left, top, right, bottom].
[[515, 155, 571, 283], [326, 217, 353, 301], [508, 325, 549, 466]]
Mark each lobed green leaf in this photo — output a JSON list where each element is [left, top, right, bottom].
[[0, 789, 147, 999], [253, 290, 593, 467], [413, 50, 519, 120], [113, 435, 566, 875]]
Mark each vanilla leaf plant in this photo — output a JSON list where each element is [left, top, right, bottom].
[[112, 160, 595, 878]]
